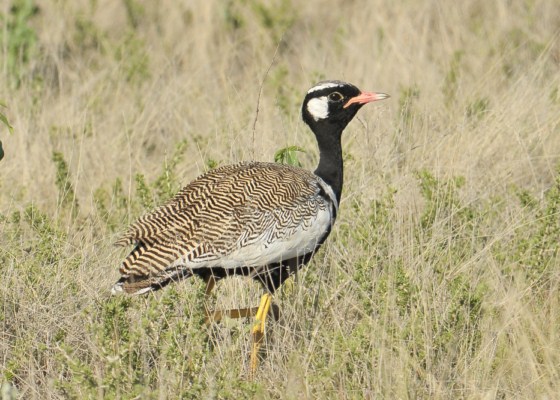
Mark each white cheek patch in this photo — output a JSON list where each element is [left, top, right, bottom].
[[307, 97, 329, 121], [307, 82, 342, 94]]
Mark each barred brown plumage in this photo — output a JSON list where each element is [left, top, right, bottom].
[[114, 161, 335, 294], [112, 80, 389, 297]]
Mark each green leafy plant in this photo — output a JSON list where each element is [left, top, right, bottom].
[[0, 102, 14, 135], [509, 164, 560, 285], [52, 151, 79, 216], [152, 139, 189, 201], [274, 145, 305, 167], [0, 101, 14, 161], [0, 0, 39, 86]]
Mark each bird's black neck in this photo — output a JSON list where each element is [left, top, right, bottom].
[[313, 125, 344, 203]]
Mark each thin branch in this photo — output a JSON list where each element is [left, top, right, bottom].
[[252, 35, 285, 158]]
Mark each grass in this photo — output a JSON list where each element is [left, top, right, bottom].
[[1, 0, 560, 398]]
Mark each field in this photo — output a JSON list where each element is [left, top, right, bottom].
[[1, 0, 560, 398]]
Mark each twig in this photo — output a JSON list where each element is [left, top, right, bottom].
[[251, 35, 285, 158]]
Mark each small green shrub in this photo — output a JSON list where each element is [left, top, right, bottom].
[[0, 98, 14, 162], [269, 65, 299, 117], [152, 139, 189, 202], [396, 85, 420, 139], [0, 0, 39, 86], [0, 101, 14, 135], [466, 97, 490, 120], [274, 145, 305, 167], [94, 177, 129, 232], [114, 32, 150, 84], [123, 0, 145, 29], [512, 165, 560, 285], [94, 139, 189, 233], [206, 158, 219, 170], [72, 14, 107, 54], [442, 50, 464, 107], [52, 151, 79, 216], [56, 286, 213, 398], [250, 0, 296, 43]]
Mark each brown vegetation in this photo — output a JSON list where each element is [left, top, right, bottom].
[[1, 0, 560, 398]]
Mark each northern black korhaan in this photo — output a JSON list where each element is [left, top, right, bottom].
[[112, 80, 389, 373]]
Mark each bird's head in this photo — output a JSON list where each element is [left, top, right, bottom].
[[301, 80, 389, 136]]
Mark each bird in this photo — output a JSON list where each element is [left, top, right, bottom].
[[112, 80, 389, 372]]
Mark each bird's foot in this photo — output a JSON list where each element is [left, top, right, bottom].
[[250, 293, 273, 376]]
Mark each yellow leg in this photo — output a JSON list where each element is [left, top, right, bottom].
[[202, 276, 275, 375], [205, 306, 260, 324], [250, 293, 272, 376], [203, 276, 264, 324], [204, 275, 216, 296], [203, 276, 217, 325]]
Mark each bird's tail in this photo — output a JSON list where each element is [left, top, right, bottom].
[[111, 269, 192, 295]]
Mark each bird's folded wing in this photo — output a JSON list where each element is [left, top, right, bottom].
[[116, 162, 333, 278]]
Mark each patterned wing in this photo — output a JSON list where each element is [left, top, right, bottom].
[[113, 162, 334, 294]]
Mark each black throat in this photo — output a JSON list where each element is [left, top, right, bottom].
[[313, 122, 345, 203]]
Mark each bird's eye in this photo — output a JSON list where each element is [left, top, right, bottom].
[[328, 92, 343, 102]]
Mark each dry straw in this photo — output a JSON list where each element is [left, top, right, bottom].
[[1, 0, 560, 398]]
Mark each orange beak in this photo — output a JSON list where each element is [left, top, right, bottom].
[[344, 91, 390, 108]]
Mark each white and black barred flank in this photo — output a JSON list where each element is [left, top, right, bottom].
[[113, 162, 337, 294]]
